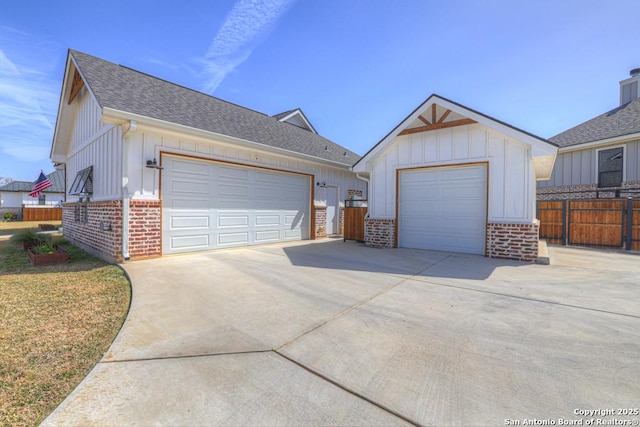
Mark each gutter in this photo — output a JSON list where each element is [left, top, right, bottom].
[[355, 173, 370, 218], [121, 120, 137, 261]]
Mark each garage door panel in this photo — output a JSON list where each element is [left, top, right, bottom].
[[170, 216, 210, 229], [170, 234, 210, 250], [170, 180, 209, 195], [168, 198, 210, 210], [218, 232, 249, 246], [399, 165, 486, 255], [171, 160, 209, 176], [218, 166, 249, 180], [217, 215, 249, 227], [255, 230, 280, 242], [255, 214, 280, 226], [163, 156, 310, 254]]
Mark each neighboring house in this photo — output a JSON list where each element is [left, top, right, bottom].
[[538, 69, 640, 199], [50, 50, 366, 262], [0, 170, 65, 219], [352, 95, 558, 262]]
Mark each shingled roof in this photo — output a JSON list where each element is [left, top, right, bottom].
[[550, 97, 640, 147], [0, 170, 64, 193], [70, 50, 359, 166]]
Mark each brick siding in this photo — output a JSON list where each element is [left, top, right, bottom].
[[347, 189, 364, 200], [538, 181, 640, 200], [63, 201, 123, 261], [315, 206, 326, 238], [486, 222, 539, 262], [128, 200, 162, 259], [63, 199, 161, 262], [364, 218, 395, 248]]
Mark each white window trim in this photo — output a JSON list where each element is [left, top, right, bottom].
[[595, 144, 626, 187]]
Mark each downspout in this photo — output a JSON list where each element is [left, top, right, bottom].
[[121, 120, 137, 261], [355, 173, 370, 218]]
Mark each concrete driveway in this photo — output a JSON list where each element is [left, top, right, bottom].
[[43, 240, 640, 426]]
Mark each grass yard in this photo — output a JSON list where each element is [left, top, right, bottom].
[[0, 238, 130, 426]]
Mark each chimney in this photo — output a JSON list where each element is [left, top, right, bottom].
[[620, 68, 640, 105]]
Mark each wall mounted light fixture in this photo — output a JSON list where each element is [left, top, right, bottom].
[[146, 158, 163, 170], [316, 181, 326, 187]]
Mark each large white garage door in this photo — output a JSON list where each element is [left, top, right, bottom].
[[398, 164, 487, 254], [162, 155, 310, 254]]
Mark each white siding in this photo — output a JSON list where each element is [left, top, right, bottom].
[[125, 130, 366, 205], [65, 92, 122, 202], [538, 140, 640, 188], [368, 123, 534, 223]]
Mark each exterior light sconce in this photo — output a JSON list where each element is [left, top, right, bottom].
[[146, 158, 163, 169], [316, 181, 326, 187]]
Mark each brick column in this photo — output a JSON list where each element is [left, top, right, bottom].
[[315, 205, 327, 238], [364, 218, 395, 248], [486, 221, 539, 262]]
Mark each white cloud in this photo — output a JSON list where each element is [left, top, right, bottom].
[[0, 26, 59, 166], [201, 0, 296, 93]]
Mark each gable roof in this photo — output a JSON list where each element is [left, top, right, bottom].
[[273, 108, 318, 134], [61, 50, 358, 167], [353, 94, 557, 171], [0, 170, 64, 193], [550, 97, 640, 148]]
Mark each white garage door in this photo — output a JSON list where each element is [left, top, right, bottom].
[[162, 155, 310, 254], [398, 164, 487, 254]]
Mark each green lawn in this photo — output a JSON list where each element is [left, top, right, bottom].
[[0, 239, 130, 426]]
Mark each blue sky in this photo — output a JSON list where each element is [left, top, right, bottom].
[[1, 0, 638, 182]]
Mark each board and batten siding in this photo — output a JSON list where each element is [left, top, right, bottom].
[[538, 140, 640, 188], [369, 123, 535, 223], [65, 92, 122, 202], [124, 130, 367, 204]]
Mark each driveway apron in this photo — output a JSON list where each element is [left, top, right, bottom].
[[42, 241, 640, 426]]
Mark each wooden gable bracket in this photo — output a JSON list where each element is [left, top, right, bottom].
[[399, 105, 476, 135], [68, 69, 84, 105]]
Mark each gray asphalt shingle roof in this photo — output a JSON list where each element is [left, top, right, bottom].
[[550, 97, 640, 147], [70, 50, 359, 166], [0, 170, 64, 193]]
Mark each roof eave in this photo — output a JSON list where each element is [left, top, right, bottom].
[[354, 94, 557, 171], [557, 131, 640, 153], [101, 107, 354, 169]]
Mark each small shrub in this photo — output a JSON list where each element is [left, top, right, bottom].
[[3, 212, 12, 221]]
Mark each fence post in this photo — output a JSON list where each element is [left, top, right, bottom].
[[626, 197, 633, 251], [562, 199, 568, 246]]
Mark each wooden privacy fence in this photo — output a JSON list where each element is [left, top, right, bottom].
[[343, 199, 367, 242], [23, 207, 63, 221], [537, 199, 640, 251]]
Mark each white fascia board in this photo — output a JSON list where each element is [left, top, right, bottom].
[[101, 107, 352, 169], [558, 132, 640, 153]]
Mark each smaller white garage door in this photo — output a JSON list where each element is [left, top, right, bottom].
[[162, 156, 311, 254], [398, 164, 487, 254]]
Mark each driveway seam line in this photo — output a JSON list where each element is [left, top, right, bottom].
[[274, 350, 422, 427], [407, 278, 640, 320], [100, 349, 273, 364], [274, 256, 452, 351]]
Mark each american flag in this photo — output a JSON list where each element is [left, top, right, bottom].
[[28, 172, 53, 198]]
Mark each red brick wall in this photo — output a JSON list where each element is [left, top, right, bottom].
[[128, 200, 161, 259], [63, 201, 123, 261], [63, 199, 161, 262], [486, 222, 539, 262], [364, 218, 395, 248], [538, 181, 640, 200], [315, 206, 326, 238]]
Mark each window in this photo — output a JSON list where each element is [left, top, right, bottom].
[[597, 147, 624, 188], [38, 194, 46, 205]]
